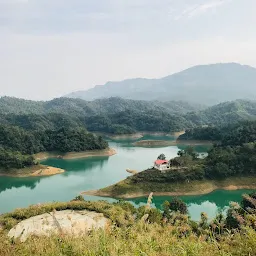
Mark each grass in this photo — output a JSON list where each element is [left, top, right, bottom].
[[1, 221, 256, 255], [92, 176, 256, 198], [1, 198, 256, 255], [0, 201, 135, 230]]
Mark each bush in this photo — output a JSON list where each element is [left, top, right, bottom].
[[169, 197, 188, 214]]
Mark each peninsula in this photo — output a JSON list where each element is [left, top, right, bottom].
[[83, 121, 256, 198]]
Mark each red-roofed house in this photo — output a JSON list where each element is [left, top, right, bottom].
[[154, 159, 170, 171]]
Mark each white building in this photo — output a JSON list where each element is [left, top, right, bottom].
[[154, 160, 170, 171]]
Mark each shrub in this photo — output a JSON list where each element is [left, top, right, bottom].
[[169, 197, 188, 214]]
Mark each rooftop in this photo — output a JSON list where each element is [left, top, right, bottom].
[[154, 160, 168, 165]]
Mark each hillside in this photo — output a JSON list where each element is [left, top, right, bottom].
[[0, 96, 203, 116], [185, 99, 256, 126], [1, 196, 256, 255], [65, 63, 256, 105], [0, 96, 255, 134]]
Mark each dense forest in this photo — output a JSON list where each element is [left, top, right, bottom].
[[178, 121, 256, 145], [0, 125, 108, 170], [180, 121, 256, 179], [0, 96, 255, 134]]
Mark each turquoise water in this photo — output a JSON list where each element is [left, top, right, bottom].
[[0, 136, 253, 221]]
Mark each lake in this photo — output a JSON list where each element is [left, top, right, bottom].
[[0, 135, 253, 221]]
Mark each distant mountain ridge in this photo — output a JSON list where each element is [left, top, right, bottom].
[[65, 63, 256, 105], [0, 96, 255, 134], [0, 96, 204, 116]]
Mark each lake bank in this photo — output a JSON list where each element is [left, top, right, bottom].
[[133, 139, 213, 147], [34, 148, 117, 161], [0, 165, 65, 178], [103, 131, 185, 140], [82, 176, 256, 199]]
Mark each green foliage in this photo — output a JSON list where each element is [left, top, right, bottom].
[[131, 166, 205, 184], [177, 146, 199, 160], [0, 125, 108, 156], [169, 197, 188, 214], [157, 154, 166, 160], [0, 200, 135, 230], [1, 96, 256, 135], [178, 126, 222, 141], [0, 147, 35, 170], [0, 124, 108, 171], [205, 143, 256, 179], [1, 194, 256, 255], [72, 195, 85, 201], [179, 121, 256, 146]]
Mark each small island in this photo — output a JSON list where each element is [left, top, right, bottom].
[[83, 121, 256, 198]]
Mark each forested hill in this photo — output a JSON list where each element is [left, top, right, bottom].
[[178, 121, 256, 145], [185, 99, 256, 126], [65, 63, 256, 105], [0, 96, 203, 116], [0, 96, 256, 134]]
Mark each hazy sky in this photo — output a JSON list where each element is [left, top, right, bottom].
[[1, 0, 256, 100]]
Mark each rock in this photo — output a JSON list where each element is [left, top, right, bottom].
[[8, 210, 111, 242]]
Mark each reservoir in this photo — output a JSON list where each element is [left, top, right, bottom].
[[0, 135, 253, 220]]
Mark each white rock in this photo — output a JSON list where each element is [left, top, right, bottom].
[[8, 210, 110, 242]]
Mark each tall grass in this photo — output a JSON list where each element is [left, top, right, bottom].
[[0, 223, 256, 256], [1, 196, 256, 255]]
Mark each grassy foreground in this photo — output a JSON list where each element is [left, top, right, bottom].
[[1, 223, 256, 256], [0, 199, 256, 256], [83, 176, 256, 198]]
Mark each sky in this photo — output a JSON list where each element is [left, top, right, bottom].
[[1, 0, 256, 100]]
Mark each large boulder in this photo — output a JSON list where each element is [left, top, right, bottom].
[[8, 210, 111, 242]]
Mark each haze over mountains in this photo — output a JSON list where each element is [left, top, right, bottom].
[[65, 63, 256, 105]]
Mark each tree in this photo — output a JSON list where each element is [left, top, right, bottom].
[[169, 197, 188, 214], [157, 154, 166, 160]]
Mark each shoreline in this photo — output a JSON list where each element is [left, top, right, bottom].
[[102, 131, 186, 140], [133, 140, 213, 147], [81, 177, 256, 199], [34, 148, 117, 161], [0, 165, 65, 178]]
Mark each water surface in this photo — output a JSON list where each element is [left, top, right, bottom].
[[0, 136, 252, 220]]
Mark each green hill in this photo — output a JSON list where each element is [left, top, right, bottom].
[[0, 96, 255, 134]]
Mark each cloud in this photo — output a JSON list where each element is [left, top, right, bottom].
[[187, 0, 232, 18], [0, 0, 234, 34], [1, 0, 256, 100]]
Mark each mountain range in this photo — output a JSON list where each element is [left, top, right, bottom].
[[65, 63, 256, 105], [0, 96, 255, 134]]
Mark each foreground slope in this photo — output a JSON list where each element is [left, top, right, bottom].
[[1, 196, 256, 256], [65, 63, 256, 105]]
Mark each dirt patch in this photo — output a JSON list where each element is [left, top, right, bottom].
[[30, 166, 64, 177], [0, 165, 65, 178]]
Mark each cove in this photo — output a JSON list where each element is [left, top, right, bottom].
[[0, 135, 253, 221]]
